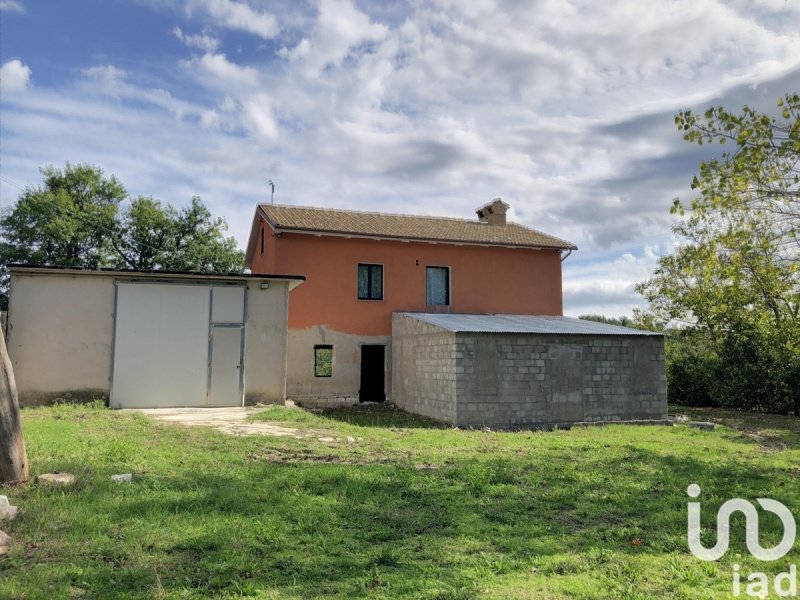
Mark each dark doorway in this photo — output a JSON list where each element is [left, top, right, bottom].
[[359, 345, 386, 403]]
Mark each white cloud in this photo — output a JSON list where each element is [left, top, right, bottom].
[[562, 246, 668, 317], [173, 26, 220, 52], [78, 64, 214, 124], [241, 94, 278, 139], [82, 65, 127, 84], [281, 0, 388, 75], [0, 59, 31, 92], [0, 0, 24, 13], [79, 65, 132, 101], [191, 52, 259, 87], [185, 0, 278, 40]]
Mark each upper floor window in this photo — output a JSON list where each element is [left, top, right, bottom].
[[426, 266, 450, 306], [358, 264, 383, 300]]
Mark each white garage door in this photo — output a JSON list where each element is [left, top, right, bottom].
[[110, 282, 245, 408]]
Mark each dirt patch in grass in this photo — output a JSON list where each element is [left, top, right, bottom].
[[246, 450, 394, 466], [675, 405, 800, 452], [747, 435, 788, 453], [130, 406, 342, 440]]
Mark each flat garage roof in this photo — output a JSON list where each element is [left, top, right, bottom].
[[9, 264, 305, 289], [397, 313, 661, 336]]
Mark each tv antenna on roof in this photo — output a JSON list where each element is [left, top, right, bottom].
[[267, 179, 275, 204]]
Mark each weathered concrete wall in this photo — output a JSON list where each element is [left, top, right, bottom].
[[243, 280, 291, 405], [8, 273, 115, 405], [286, 326, 391, 404], [391, 313, 667, 427], [456, 333, 667, 427], [391, 314, 458, 423], [8, 271, 294, 407]]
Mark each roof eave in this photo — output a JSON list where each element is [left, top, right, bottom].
[[244, 205, 281, 268], [8, 264, 306, 289], [272, 226, 576, 251]]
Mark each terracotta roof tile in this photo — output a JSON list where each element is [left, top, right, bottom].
[[258, 204, 577, 250]]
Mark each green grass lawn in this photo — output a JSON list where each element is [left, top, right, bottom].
[[2, 403, 800, 599]]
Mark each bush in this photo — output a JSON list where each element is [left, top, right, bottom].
[[665, 332, 718, 407], [714, 326, 794, 413], [666, 321, 800, 415]]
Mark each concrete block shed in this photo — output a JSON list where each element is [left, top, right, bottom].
[[392, 313, 667, 428], [6, 265, 304, 408]]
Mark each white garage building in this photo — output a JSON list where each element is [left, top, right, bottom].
[[6, 265, 304, 408]]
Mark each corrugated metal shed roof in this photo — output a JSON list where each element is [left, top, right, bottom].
[[398, 313, 661, 336]]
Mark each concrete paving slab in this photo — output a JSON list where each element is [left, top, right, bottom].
[[124, 406, 332, 439]]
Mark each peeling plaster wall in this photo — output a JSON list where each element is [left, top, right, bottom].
[[286, 327, 391, 404]]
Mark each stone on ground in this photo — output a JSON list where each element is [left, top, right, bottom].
[[0, 529, 10, 555], [0, 495, 18, 520], [111, 473, 133, 483], [36, 472, 76, 486], [688, 421, 715, 431]]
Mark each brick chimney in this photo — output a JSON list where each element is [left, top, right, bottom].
[[476, 198, 510, 226]]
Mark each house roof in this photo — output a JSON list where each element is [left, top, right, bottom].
[[256, 204, 577, 250], [397, 313, 661, 336]]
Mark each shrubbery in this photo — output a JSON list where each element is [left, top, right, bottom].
[[666, 322, 800, 414], [664, 332, 717, 408]]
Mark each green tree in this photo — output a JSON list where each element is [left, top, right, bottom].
[[578, 314, 633, 327], [0, 163, 125, 269], [1, 163, 244, 307], [112, 196, 243, 273], [110, 196, 174, 270], [164, 197, 243, 273], [637, 94, 800, 413]]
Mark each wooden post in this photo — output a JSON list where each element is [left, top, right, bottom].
[[0, 330, 28, 483]]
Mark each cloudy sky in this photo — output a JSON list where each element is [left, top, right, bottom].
[[2, 0, 799, 316]]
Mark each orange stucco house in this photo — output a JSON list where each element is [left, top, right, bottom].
[[245, 198, 578, 403]]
